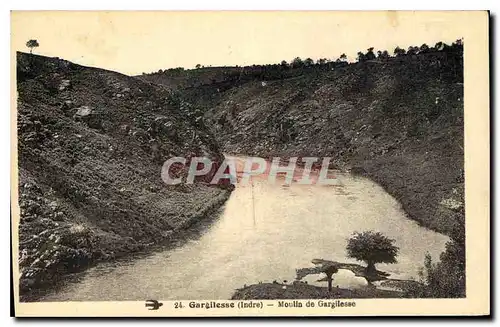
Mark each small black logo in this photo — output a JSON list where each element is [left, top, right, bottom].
[[145, 299, 163, 310]]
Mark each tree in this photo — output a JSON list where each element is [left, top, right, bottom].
[[405, 239, 465, 298], [394, 46, 406, 57], [346, 231, 399, 275], [296, 260, 340, 292], [377, 50, 390, 60], [357, 51, 366, 62], [365, 47, 376, 60], [304, 58, 314, 67], [419, 43, 430, 53], [291, 57, 303, 68], [195, 64, 201, 69], [407, 45, 419, 56], [434, 41, 445, 51], [322, 264, 339, 292], [451, 38, 464, 55], [339, 53, 347, 61], [26, 39, 39, 54], [280, 60, 288, 68]]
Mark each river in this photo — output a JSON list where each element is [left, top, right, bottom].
[[39, 159, 449, 301]]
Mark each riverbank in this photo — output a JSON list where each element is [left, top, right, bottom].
[[231, 283, 403, 300], [202, 67, 464, 239], [191, 47, 465, 298], [16, 52, 233, 299], [32, 170, 450, 302], [19, 184, 232, 302]]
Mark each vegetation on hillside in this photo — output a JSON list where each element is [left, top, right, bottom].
[[404, 237, 465, 298], [16, 52, 231, 300], [139, 40, 463, 90], [144, 39, 464, 298]]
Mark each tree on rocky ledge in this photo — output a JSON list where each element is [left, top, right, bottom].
[[26, 39, 39, 54], [346, 231, 399, 276]]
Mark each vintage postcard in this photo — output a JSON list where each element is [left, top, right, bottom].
[[11, 11, 490, 317]]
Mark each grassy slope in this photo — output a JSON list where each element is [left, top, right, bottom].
[[16, 52, 231, 298]]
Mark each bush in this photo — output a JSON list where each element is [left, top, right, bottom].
[[405, 240, 465, 298]]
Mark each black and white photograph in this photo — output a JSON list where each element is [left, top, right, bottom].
[[10, 10, 489, 317]]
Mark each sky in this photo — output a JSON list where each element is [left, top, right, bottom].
[[11, 11, 468, 76]]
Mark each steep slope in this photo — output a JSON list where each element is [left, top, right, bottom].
[[139, 48, 464, 240], [137, 66, 243, 90], [220, 65, 459, 236], [189, 53, 464, 241], [158, 47, 465, 297], [16, 52, 231, 298]]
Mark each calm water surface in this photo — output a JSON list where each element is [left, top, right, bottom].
[[40, 164, 449, 301]]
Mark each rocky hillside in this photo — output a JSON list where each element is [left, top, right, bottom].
[[204, 57, 464, 240], [145, 42, 465, 297], [151, 46, 464, 241], [16, 52, 231, 299]]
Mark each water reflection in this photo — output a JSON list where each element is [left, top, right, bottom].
[[39, 171, 449, 301]]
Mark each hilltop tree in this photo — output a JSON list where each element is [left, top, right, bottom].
[[26, 39, 39, 54], [419, 43, 430, 53], [357, 51, 366, 62], [394, 46, 406, 57], [451, 38, 464, 52], [346, 231, 399, 274], [434, 41, 445, 51], [434, 39, 462, 54], [377, 50, 390, 60], [304, 58, 314, 67], [365, 47, 376, 60], [407, 45, 419, 56], [291, 57, 303, 68], [280, 60, 289, 68], [195, 64, 201, 69], [336, 53, 348, 64]]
